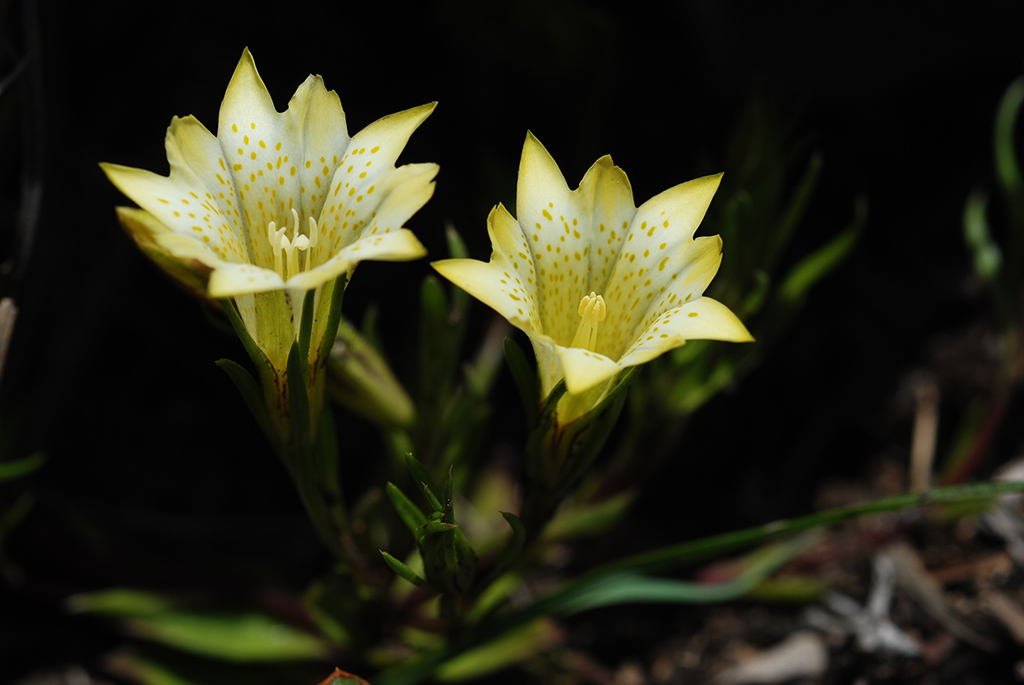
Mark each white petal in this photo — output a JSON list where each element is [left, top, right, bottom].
[[313, 162, 437, 265], [100, 155, 247, 267], [555, 345, 623, 395], [516, 132, 590, 345], [603, 234, 724, 358], [288, 229, 427, 290], [208, 261, 286, 298], [432, 214, 542, 337], [617, 295, 753, 369], [217, 49, 350, 269]]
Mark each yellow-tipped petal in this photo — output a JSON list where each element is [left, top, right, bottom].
[[208, 262, 286, 298], [618, 296, 753, 369], [604, 234, 724, 359], [433, 252, 541, 336], [577, 154, 636, 296], [114, 207, 214, 300], [555, 345, 622, 395]]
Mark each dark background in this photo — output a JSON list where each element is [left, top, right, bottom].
[[1, 0, 1022, 681]]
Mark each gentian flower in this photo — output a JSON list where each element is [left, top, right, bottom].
[[434, 133, 750, 421], [102, 49, 437, 438]]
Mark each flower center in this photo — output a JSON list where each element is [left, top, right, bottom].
[[268, 208, 320, 280], [571, 292, 606, 352]]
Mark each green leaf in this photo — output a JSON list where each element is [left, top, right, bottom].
[[549, 535, 813, 614], [386, 481, 429, 534], [434, 619, 560, 681], [0, 452, 45, 481], [963, 189, 1003, 281], [995, 75, 1024, 197], [405, 453, 444, 513], [68, 588, 180, 616], [777, 203, 863, 304], [767, 153, 823, 273], [483, 512, 526, 583], [215, 359, 279, 450], [380, 550, 433, 591], [126, 611, 331, 662], [503, 337, 539, 425], [543, 490, 635, 541], [72, 590, 331, 662]]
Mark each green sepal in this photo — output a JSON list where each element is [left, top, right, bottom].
[[315, 275, 348, 365], [386, 481, 429, 534], [503, 336, 540, 426], [416, 521, 458, 539], [219, 298, 273, 380], [380, 550, 434, 591], [297, 287, 316, 361], [215, 359, 280, 452], [286, 342, 311, 452], [419, 521, 478, 597]]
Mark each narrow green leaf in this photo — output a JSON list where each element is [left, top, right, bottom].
[[766, 153, 823, 273], [444, 223, 471, 315], [543, 490, 635, 542], [0, 452, 45, 481], [381, 550, 434, 591], [484, 512, 526, 581], [551, 535, 812, 614], [435, 619, 560, 682], [124, 611, 330, 662], [386, 481, 429, 534], [777, 207, 863, 304], [503, 337, 539, 425], [71, 589, 331, 662], [215, 359, 279, 449], [995, 76, 1024, 197], [405, 453, 444, 513], [68, 588, 180, 616], [963, 189, 1003, 281]]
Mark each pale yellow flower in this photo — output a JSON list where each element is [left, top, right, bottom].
[[434, 133, 751, 417], [102, 49, 437, 381]]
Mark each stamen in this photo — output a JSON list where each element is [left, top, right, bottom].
[[571, 291, 607, 351], [266, 211, 321, 280]]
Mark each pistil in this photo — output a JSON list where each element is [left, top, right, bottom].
[[571, 292, 606, 351], [267, 208, 320, 280]]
